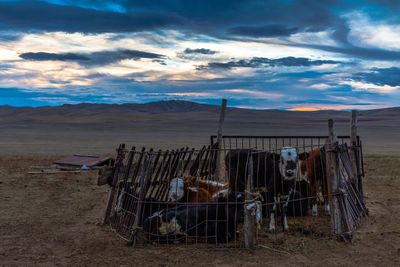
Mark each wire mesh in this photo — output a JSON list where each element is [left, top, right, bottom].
[[105, 135, 365, 247]]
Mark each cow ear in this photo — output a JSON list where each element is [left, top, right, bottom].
[[298, 152, 309, 160]]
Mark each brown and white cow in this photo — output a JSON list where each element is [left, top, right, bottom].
[[280, 146, 330, 216], [168, 176, 228, 203], [298, 148, 330, 216]]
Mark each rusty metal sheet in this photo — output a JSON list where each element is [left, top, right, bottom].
[[54, 155, 112, 168]]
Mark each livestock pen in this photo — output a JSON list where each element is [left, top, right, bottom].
[[100, 113, 368, 248]]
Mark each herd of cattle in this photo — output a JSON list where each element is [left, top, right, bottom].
[[109, 145, 330, 244]]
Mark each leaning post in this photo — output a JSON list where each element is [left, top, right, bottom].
[[325, 119, 342, 236], [215, 99, 227, 181], [244, 152, 256, 250], [101, 144, 126, 225], [349, 110, 361, 191]]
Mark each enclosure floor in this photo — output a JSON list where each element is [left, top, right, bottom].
[[1, 155, 399, 266]]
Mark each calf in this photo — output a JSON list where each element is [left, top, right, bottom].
[[168, 177, 220, 203], [184, 176, 229, 198], [299, 148, 329, 216], [143, 193, 245, 244]]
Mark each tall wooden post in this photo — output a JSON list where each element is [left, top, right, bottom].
[[244, 153, 256, 249], [215, 99, 227, 181], [101, 144, 126, 225], [325, 119, 342, 236], [349, 110, 360, 190]]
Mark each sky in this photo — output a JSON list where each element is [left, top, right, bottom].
[[0, 0, 400, 110]]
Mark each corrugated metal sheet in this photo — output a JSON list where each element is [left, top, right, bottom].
[[54, 155, 112, 168]]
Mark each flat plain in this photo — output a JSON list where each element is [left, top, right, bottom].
[[0, 101, 399, 266]]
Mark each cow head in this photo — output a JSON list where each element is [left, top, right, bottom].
[[279, 147, 299, 180], [168, 177, 185, 201]]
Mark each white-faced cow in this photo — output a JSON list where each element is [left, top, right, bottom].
[[280, 146, 330, 217], [225, 149, 308, 232]]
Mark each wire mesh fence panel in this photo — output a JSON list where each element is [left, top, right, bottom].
[[104, 136, 366, 247]]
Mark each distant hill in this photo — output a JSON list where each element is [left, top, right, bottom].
[[0, 100, 398, 124], [0, 100, 398, 155]]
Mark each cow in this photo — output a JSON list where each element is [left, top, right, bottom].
[[225, 148, 308, 232], [168, 176, 227, 203], [298, 147, 330, 216], [182, 176, 229, 198], [279, 146, 330, 216], [143, 192, 245, 244]]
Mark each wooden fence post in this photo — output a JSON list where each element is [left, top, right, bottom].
[[131, 152, 155, 245], [244, 152, 256, 249], [325, 119, 342, 236], [101, 144, 126, 225], [215, 99, 227, 181], [349, 110, 360, 190]]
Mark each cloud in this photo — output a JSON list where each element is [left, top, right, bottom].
[[0, 0, 337, 36], [229, 24, 299, 37], [346, 11, 400, 51], [20, 52, 89, 61], [352, 67, 400, 87], [0, 1, 181, 33], [19, 49, 165, 66], [183, 48, 217, 55], [197, 57, 339, 70]]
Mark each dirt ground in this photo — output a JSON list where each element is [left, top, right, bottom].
[[1, 154, 399, 266]]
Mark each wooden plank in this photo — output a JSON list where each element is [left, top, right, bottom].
[[199, 145, 211, 178], [349, 110, 359, 188], [182, 148, 195, 175], [160, 149, 180, 201], [145, 149, 162, 199], [28, 170, 83, 174], [132, 154, 155, 245], [215, 99, 227, 181], [325, 119, 342, 236], [101, 144, 126, 225], [189, 145, 206, 176], [150, 150, 170, 200]]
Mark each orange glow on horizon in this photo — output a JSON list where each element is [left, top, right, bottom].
[[290, 106, 320, 111]]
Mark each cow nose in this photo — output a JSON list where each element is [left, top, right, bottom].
[[286, 169, 294, 176]]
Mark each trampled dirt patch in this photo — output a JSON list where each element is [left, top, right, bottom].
[[1, 155, 400, 266]]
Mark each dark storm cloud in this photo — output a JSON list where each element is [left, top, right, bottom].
[[197, 57, 339, 70], [183, 48, 217, 55], [353, 67, 400, 87], [0, 1, 181, 33], [229, 24, 300, 37], [20, 52, 90, 61], [0, 0, 338, 36], [19, 50, 165, 65]]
